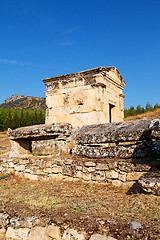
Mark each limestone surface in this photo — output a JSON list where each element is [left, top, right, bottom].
[[138, 172, 160, 195], [43, 67, 126, 127], [72, 118, 160, 158], [7, 122, 72, 140], [73, 118, 160, 144]]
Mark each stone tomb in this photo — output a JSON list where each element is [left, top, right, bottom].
[[43, 67, 126, 127], [2, 118, 159, 191]]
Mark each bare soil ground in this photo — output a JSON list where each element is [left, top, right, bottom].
[[0, 132, 160, 239]]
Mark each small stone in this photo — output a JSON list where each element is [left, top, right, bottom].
[[6, 227, 30, 239], [62, 228, 85, 240], [127, 172, 143, 181], [106, 170, 118, 179], [111, 180, 122, 187], [84, 161, 96, 167], [29, 226, 49, 240], [129, 221, 141, 233], [64, 159, 73, 165], [0, 213, 9, 227], [89, 234, 117, 240], [0, 228, 6, 240], [96, 163, 109, 170], [83, 173, 91, 181], [91, 171, 105, 181], [46, 224, 61, 240]]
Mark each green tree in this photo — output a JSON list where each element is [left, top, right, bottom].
[[145, 102, 153, 111]]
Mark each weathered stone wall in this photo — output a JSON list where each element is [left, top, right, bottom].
[[43, 67, 126, 127], [1, 118, 160, 188], [72, 118, 160, 159], [0, 155, 151, 187], [0, 213, 118, 240]]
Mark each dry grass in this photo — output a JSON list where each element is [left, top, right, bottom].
[[124, 108, 160, 121], [0, 131, 159, 238], [0, 131, 10, 155], [0, 174, 159, 223]]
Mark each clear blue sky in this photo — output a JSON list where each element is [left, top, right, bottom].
[[0, 0, 160, 109]]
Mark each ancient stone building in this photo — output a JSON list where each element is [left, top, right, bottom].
[[42, 67, 126, 127]]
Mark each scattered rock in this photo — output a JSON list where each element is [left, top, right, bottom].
[[138, 172, 160, 195], [89, 234, 117, 240], [129, 221, 142, 233]]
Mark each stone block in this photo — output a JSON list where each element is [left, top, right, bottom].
[[108, 161, 117, 169], [126, 172, 143, 181], [0, 213, 9, 227], [63, 165, 75, 176], [45, 160, 52, 168], [8, 162, 14, 168], [10, 139, 31, 156], [44, 168, 52, 174], [87, 167, 96, 172], [46, 224, 61, 239], [122, 181, 134, 189], [49, 173, 63, 181], [76, 171, 83, 178], [54, 115, 72, 125], [6, 227, 30, 240], [83, 173, 91, 181], [96, 163, 109, 170], [111, 180, 122, 187], [54, 159, 64, 166], [89, 234, 109, 240], [29, 226, 49, 240], [91, 171, 106, 181], [64, 159, 73, 165], [76, 165, 83, 171], [72, 111, 103, 127], [62, 228, 86, 240], [52, 166, 62, 173], [46, 94, 64, 108], [19, 159, 30, 164], [84, 162, 96, 167], [0, 228, 6, 240], [48, 108, 61, 116], [24, 173, 38, 181], [35, 168, 44, 175], [24, 168, 30, 173], [106, 170, 118, 179], [118, 173, 126, 182], [6, 168, 15, 174], [63, 176, 74, 182], [14, 165, 25, 172]]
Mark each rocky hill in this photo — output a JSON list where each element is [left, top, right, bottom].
[[0, 95, 46, 110]]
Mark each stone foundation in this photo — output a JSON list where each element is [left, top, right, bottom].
[[0, 154, 151, 187], [1, 118, 160, 188], [0, 213, 118, 240]]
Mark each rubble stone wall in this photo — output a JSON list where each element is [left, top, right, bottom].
[[1, 118, 159, 187], [0, 154, 151, 187], [0, 213, 118, 240]]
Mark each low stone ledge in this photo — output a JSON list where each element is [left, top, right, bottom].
[[72, 118, 160, 159], [7, 122, 72, 140], [73, 119, 160, 144]]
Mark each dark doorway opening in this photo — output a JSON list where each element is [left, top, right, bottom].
[[109, 104, 115, 123]]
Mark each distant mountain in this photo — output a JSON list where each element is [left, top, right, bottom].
[[0, 95, 46, 110]]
